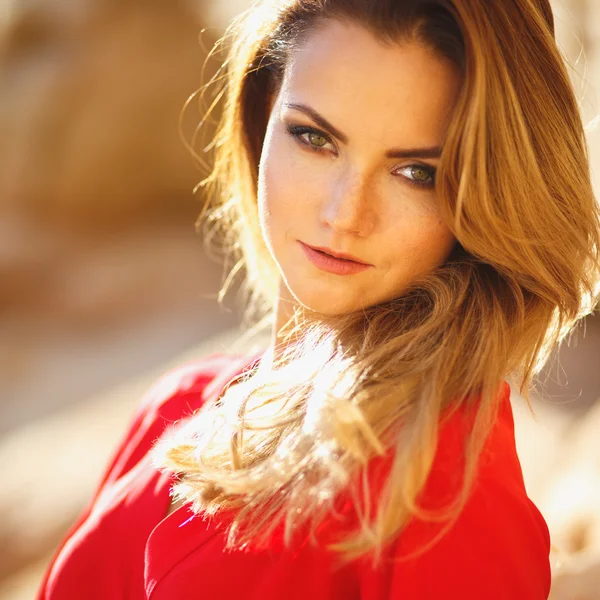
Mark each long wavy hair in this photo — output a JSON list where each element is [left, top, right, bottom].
[[153, 0, 600, 568]]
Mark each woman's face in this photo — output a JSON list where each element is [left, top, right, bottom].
[[257, 19, 462, 317]]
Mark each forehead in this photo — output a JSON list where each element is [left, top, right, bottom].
[[280, 19, 463, 147]]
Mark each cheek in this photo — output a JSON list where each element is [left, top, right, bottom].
[[427, 215, 457, 256], [259, 135, 311, 229], [418, 224, 456, 269], [386, 216, 455, 273], [257, 153, 293, 256]]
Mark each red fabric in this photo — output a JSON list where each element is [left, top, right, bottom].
[[37, 351, 551, 599]]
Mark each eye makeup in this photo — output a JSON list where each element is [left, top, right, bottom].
[[284, 122, 437, 189]]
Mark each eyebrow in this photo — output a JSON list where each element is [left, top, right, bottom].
[[283, 102, 443, 159]]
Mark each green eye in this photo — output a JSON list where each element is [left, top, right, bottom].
[[411, 166, 432, 183], [307, 132, 328, 148], [394, 164, 436, 189], [286, 124, 333, 153]]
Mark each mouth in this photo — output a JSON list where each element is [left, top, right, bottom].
[[298, 241, 373, 276], [301, 242, 371, 265]]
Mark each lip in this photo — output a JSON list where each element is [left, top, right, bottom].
[[299, 241, 373, 276], [301, 242, 371, 266]]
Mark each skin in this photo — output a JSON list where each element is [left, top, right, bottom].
[[257, 19, 463, 357]]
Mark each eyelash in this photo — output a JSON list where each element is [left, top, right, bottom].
[[285, 124, 437, 189]]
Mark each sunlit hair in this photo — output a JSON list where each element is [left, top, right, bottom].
[[153, 0, 600, 568]]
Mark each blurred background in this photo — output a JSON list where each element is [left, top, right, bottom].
[[0, 0, 599, 598]]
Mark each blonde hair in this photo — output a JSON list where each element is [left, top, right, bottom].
[[153, 0, 600, 569]]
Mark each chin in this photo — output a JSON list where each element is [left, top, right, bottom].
[[286, 286, 366, 317]]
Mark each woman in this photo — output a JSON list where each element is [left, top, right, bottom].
[[38, 0, 600, 598]]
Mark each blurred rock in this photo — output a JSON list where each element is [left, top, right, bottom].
[[0, 0, 250, 434], [0, 0, 224, 232], [0, 223, 242, 434]]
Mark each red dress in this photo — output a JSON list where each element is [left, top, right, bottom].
[[37, 351, 551, 599]]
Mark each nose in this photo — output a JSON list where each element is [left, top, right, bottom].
[[319, 166, 376, 236]]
